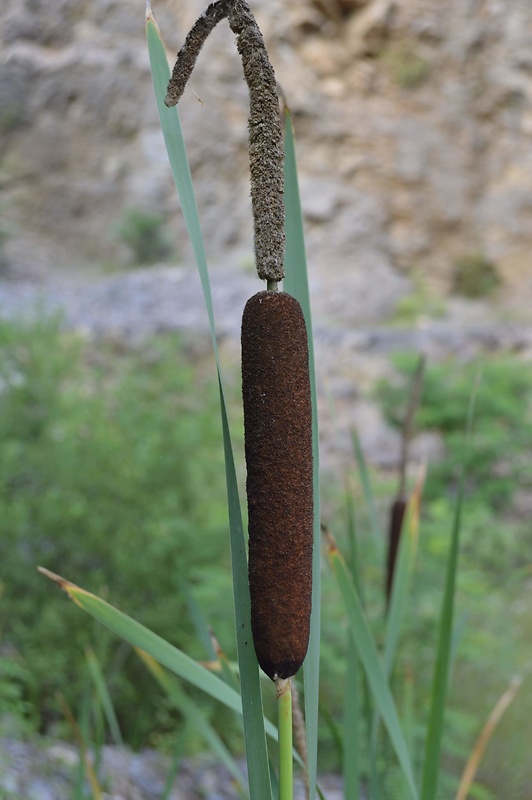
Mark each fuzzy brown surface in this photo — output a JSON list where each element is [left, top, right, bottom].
[[241, 291, 313, 680]]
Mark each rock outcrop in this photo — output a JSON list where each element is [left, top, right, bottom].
[[1, 0, 532, 324]]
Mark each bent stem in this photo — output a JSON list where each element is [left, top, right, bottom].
[[165, 0, 285, 284], [276, 678, 293, 800]]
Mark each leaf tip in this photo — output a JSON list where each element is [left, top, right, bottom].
[[145, 0, 161, 36], [321, 523, 339, 557], [38, 567, 81, 604]]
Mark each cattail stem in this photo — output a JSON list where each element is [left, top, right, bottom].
[[398, 354, 426, 497], [276, 677, 293, 800], [291, 679, 310, 798]]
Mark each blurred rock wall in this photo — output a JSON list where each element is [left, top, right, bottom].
[[1, 0, 532, 323]]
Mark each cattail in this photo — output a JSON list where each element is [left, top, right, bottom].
[[385, 497, 407, 606], [242, 291, 313, 680], [385, 354, 425, 607]]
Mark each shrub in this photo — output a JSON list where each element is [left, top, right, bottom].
[[376, 353, 532, 509], [0, 316, 235, 744], [381, 42, 431, 89], [452, 252, 501, 298], [116, 208, 175, 265]]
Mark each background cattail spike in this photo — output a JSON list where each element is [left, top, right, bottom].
[[385, 354, 426, 605]]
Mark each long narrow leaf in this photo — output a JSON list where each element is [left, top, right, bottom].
[[351, 428, 381, 540], [283, 106, 320, 800], [85, 646, 123, 747], [161, 727, 187, 800], [318, 701, 343, 764], [181, 580, 217, 662], [343, 635, 361, 800], [39, 568, 284, 745], [420, 492, 463, 800], [134, 669, 188, 800], [325, 384, 365, 602], [146, 11, 272, 799], [368, 485, 422, 796], [57, 691, 104, 800], [420, 380, 479, 800], [455, 676, 522, 800], [41, 568, 242, 713], [208, 627, 242, 694], [73, 676, 94, 800], [218, 377, 275, 791], [345, 479, 365, 604], [137, 648, 248, 796], [403, 665, 415, 769], [328, 547, 419, 800], [146, 8, 216, 345]]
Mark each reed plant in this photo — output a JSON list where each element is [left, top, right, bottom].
[[38, 3, 523, 798]]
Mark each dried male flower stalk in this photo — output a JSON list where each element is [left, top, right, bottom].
[[165, 0, 285, 283], [241, 291, 313, 680]]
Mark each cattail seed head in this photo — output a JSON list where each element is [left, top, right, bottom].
[[241, 291, 313, 680], [385, 497, 407, 606]]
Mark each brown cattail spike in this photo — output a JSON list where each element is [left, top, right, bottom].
[[385, 497, 407, 606], [242, 291, 313, 680]]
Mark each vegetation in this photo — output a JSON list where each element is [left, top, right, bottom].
[[392, 272, 445, 324], [0, 316, 235, 746], [451, 252, 501, 299], [377, 353, 532, 509], [369, 354, 532, 798], [381, 43, 431, 90], [2, 302, 531, 796], [115, 207, 175, 265]]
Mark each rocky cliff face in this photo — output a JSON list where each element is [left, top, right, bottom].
[[1, 0, 532, 324]]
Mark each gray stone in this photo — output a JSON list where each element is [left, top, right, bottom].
[[300, 177, 342, 222]]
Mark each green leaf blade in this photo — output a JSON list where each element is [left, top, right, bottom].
[[283, 106, 321, 800], [146, 16, 216, 343], [329, 549, 419, 800], [420, 383, 477, 800], [85, 647, 123, 747], [57, 576, 243, 715], [138, 649, 249, 796]]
